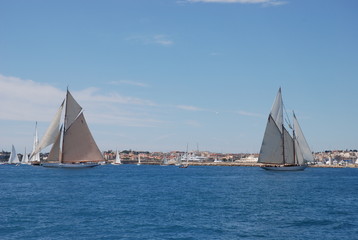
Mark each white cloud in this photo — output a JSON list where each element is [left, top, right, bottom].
[[126, 34, 174, 46], [153, 35, 174, 46], [109, 80, 148, 88], [177, 105, 204, 111], [0, 74, 158, 127], [186, 0, 287, 6], [237, 111, 263, 118], [185, 120, 202, 127]]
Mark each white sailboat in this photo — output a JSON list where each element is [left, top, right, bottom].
[[113, 150, 122, 165], [8, 145, 20, 165], [29, 122, 41, 164], [179, 144, 189, 168], [22, 148, 30, 164], [258, 88, 313, 171], [32, 89, 104, 168], [137, 154, 141, 165]]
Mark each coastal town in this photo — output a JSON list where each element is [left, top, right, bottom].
[[1, 148, 358, 168]]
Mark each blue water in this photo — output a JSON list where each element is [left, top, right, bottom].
[[0, 165, 357, 240]]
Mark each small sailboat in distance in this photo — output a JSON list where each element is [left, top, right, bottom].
[[137, 154, 141, 165], [29, 122, 41, 164], [179, 144, 189, 168], [113, 150, 122, 165], [22, 148, 30, 164], [33, 89, 104, 168], [258, 88, 313, 171], [8, 145, 20, 165]]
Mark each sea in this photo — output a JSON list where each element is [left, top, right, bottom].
[[0, 165, 357, 240]]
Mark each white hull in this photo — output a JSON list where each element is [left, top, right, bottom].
[[261, 165, 307, 171], [42, 163, 99, 168]]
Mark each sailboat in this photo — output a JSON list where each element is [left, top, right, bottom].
[[8, 145, 20, 165], [137, 154, 141, 165], [21, 148, 30, 164], [32, 89, 104, 168], [258, 88, 313, 171], [160, 154, 169, 166], [29, 122, 41, 164], [112, 150, 122, 165], [179, 144, 189, 168]]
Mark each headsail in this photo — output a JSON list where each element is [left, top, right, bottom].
[[31, 102, 64, 158], [46, 126, 63, 163], [293, 112, 314, 162]]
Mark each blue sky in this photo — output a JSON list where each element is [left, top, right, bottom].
[[1, 0, 357, 153]]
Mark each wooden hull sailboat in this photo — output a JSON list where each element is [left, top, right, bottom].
[[31, 89, 104, 168], [258, 88, 313, 171]]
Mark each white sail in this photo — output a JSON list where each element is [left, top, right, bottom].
[[137, 154, 141, 165], [8, 145, 20, 164], [47, 126, 62, 163], [270, 88, 283, 133], [294, 139, 305, 165], [293, 113, 314, 162], [22, 148, 29, 164], [32, 102, 64, 158], [30, 122, 41, 162], [258, 115, 283, 164], [114, 150, 121, 164]]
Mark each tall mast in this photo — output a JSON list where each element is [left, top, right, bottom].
[[61, 90, 69, 163], [293, 128, 297, 165]]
